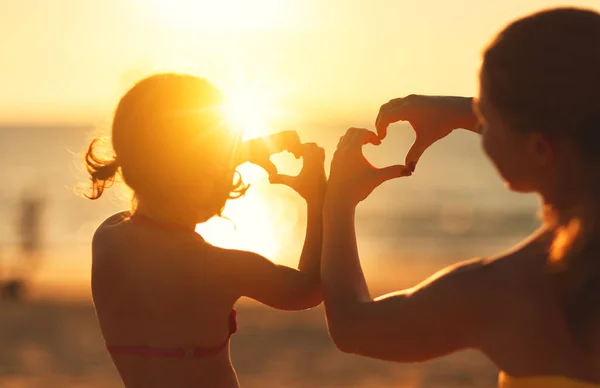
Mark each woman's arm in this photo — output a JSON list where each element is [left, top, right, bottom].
[[322, 202, 497, 361], [321, 127, 498, 362]]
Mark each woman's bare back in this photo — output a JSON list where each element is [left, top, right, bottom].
[[466, 228, 600, 381]]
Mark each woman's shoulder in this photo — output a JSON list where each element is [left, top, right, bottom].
[[447, 228, 556, 312], [487, 227, 554, 274]]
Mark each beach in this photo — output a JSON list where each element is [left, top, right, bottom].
[[0, 297, 499, 388], [0, 123, 537, 387]]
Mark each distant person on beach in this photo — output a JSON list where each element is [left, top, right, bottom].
[[85, 73, 324, 387], [2, 189, 45, 301], [321, 7, 600, 387], [18, 190, 44, 264]]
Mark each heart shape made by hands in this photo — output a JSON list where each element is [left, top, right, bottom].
[[238, 130, 303, 180]]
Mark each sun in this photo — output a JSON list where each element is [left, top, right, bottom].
[[222, 85, 279, 141], [194, 80, 297, 262], [218, 76, 291, 187]]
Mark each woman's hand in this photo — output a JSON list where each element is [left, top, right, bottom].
[[327, 128, 411, 207], [270, 142, 326, 205], [375, 95, 477, 171], [238, 130, 302, 176]]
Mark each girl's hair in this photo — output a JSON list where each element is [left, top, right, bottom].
[[483, 8, 600, 350], [85, 137, 119, 200], [84, 73, 248, 222]]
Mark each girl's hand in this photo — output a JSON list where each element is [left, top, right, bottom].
[[327, 128, 411, 207], [238, 130, 302, 177], [270, 142, 326, 205]]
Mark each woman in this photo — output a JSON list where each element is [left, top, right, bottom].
[[322, 7, 600, 387]]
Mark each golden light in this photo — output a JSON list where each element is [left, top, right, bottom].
[[195, 187, 302, 264], [131, 0, 300, 262], [198, 79, 299, 263], [145, 0, 291, 31], [222, 84, 281, 141], [218, 77, 289, 189]]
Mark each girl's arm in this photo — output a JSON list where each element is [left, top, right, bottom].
[[227, 142, 326, 310]]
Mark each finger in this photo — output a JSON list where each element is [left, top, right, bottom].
[[318, 146, 325, 162], [241, 131, 301, 163], [269, 174, 297, 188], [299, 142, 318, 152], [372, 164, 412, 186], [375, 101, 395, 140], [299, 143, 326, 164], [256, 158, 278, 177], [343, 127, 381, 149], [375, 98, 404, 139], [359, 129, 382, 146], [265, 130, 301, 154], [376, 97, 416, 139], [404, 136, 433, 172], [336, 135, 344, 150], [289, 142, 302, 159]]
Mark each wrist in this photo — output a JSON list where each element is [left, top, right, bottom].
[[306, 197, 324, 212], [304, 181, 326, 207], [323, 194, 356, 218], [451, 97, 478, 132], [324, 181, 355, 204]]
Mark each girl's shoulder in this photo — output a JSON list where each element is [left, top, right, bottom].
[[97, 211, 132, 230], [91, 211, 132, 256]]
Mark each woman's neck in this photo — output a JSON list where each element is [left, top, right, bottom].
[[540, 190, 599, 265], [540, 182, 597, 228], [540, 159, 600, 228]]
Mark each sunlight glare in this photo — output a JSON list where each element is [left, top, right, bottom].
[[194, 188, 301, 264], [146, 0, 291, 31], [222, 85, 280, 141]]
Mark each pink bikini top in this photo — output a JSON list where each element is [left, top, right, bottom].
[[106, 310, 238, 358], [106, 213, 238, 358]]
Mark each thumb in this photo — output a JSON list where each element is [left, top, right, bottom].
[[269, 174, 297, 189], [404, 136, 432, 172], [372, 165, 412, 186], [256, 158, 278, 177]]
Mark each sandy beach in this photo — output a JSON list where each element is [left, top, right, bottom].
[[0, 225, 509, 388], [0, 296, 499, 388]]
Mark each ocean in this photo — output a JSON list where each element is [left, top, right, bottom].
[[0, 122, 541, 297]]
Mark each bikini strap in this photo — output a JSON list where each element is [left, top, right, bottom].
[[107, 309, 238, 358]]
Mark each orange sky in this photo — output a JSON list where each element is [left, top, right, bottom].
[[0, 0, 598, 124]]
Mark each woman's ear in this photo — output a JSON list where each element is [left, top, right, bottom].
[[529, 132, 556, 167]]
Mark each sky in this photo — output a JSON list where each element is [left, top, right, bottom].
[[0, 0, 599, 124]]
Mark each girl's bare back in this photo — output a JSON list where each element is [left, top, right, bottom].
[[92, 213, 241, 387]]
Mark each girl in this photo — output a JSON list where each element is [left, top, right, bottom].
[[86, 73, 325, 388], [322, 7, 600, 388]]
